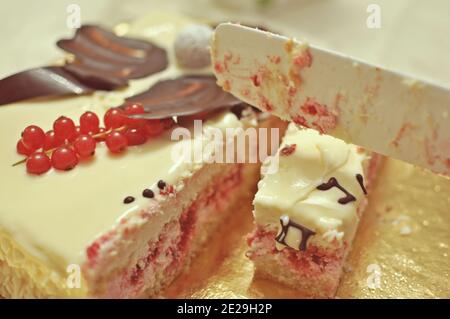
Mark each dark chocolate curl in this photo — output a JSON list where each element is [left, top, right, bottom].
[[125, 75, 243, 119], [0, 67, 93, 106], [57, 25, 168, 80]]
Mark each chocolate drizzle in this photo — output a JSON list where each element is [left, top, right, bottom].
[[356, 173, 367, 194], [0, 25, 168, 106], [317, 177, 356, 204], [125, 75, 243, 119], [275, 215, 316, 251]]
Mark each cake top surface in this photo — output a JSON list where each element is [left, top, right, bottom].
[[254, 124, 368, 250], [0, 12, 242, 269]]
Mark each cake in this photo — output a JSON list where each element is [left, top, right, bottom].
[[247, 124, 381, 297], [0, 12, 286, 298]]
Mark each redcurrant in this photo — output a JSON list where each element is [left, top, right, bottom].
[[80, 111, 100, 134], [125, 127, 148, 146], [26, 152, 51, 175], [105, 131, 128, 153], [43, 130, 63, 151], [17, 139, 33, 156], [124, 103, 145, 115], [73, 134, 96, 158], [104, 108, 126, 129], [53, 116, 76, 141], [144, 120, 164, 137], [51, 146, 79, 170], [22, 125, 45, 150]]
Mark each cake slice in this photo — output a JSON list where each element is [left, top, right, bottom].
[[0, 12, 285, 298], [247, 124, 382, 298]]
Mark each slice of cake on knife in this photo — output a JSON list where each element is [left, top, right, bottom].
[[247, 124, 382, 298]]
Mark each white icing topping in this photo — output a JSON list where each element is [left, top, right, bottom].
[[254, 124, 367, 250]]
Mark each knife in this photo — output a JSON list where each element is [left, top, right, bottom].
[[211, 23, 450, 177]]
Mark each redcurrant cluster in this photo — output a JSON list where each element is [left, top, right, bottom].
[[16, 103, 173, 175]]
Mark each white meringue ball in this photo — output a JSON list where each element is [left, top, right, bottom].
[[174, 24, 213, 69]]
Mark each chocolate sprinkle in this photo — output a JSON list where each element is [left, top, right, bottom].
[[356, 173, 367, 195], [275, 216, 316, 251], [124, 75, 243, 120], [317, 177, 356, 205], [157, 180, 166, 189], [142, 189, 155, 198], [123, 196, 135, 204]]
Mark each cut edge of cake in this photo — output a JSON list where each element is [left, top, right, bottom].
[[247, 124, 383, 298]]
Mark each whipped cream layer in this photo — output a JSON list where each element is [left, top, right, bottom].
[[0, 12, 240, 273], [254, 124, 368, 250]]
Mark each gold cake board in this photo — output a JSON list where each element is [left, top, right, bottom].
[[165, 158, 450, 298]]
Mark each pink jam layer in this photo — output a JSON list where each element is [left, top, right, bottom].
[[247, 226, 346, 277], [101, 165, 243, 298]]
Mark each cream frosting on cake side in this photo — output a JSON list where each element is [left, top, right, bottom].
[[254, 124, 368, 250], [0, 12, 243, 281]]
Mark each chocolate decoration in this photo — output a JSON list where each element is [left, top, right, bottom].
[[0, 67, 94, 106], [356, 173, 367, 195], [157, 180, 166, 189], [317, 177, 356, 205], [142, 189, 155, 198], [125, 75, 243, 120], [57, 25, 168, 80], [0, 25, 168, 106], [123, 196, 135, 204], [62, 64, 128, 91], [275, 215, 316, 251]]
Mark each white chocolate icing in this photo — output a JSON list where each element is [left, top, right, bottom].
[[0, 12, 241, 271], [254, 124, 367, 250]]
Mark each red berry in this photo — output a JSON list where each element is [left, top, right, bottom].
[[162, 118, 175, 129], [144, 120, 164, 137], [43, 130, 63, 151], [73, 134, 96, 158], [17, 139, 33, 156], [22, 125, 45, 150], [53, 116, 76, 141], [51, 146, 79, 171], [26, 152, 51, 175], [104, 108, 126, 129], [68, 126, 82, 143], [105, 131, 128, 153], [124, 103, 145, 115], [124, 127, 148, 146], [80, 111, 100, 134], [123, 103, 147, 128]]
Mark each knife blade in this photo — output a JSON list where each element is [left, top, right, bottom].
[[211, 23, 450, 177]]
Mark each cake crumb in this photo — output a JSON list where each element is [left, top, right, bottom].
[[343, 265, 353, 273], [400, 225, 412, 236]]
